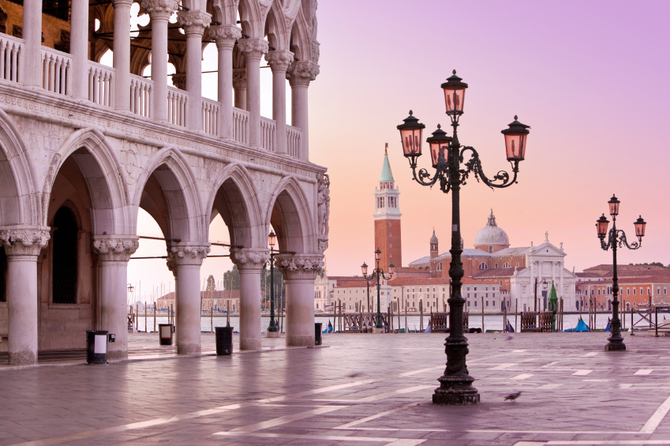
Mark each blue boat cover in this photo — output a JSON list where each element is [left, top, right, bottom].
[[565, 318, 589, 332]]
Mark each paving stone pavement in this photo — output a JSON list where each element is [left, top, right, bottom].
[[2, 330, 670, 445]]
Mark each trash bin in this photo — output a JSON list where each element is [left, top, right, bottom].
[[159, 324, 174, 346], [315, 322, 323, 346], [86, 330, 108, 364], [215, 326, 233, 355]]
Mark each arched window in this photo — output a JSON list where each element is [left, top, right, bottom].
[[503, 263, 511, 268], [479, 263, 488, 270], [52, 206, 78, 304], [436, 263, 442, 271]]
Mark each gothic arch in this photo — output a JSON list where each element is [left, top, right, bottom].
[[205, 163, 263, 250], [238, 0, 268, 38], [0, 109, 38, 226], [43, 128, 129, 235], [289, 8, 312, 62], [133, 148, 206, 244], [266, 176, 315, 254], [265, 3, 293, 51]]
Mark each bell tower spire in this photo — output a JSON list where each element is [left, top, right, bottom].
[[374, 144, 402, 269]]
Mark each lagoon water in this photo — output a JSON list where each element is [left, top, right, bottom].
[[131, 311, 655, 334]]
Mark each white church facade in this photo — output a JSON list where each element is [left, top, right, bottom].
[[0, 0, 327, 365]]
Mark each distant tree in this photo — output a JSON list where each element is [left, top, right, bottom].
[[206, 275, 216, 291], [224, 265, 240, 290], [630, 262, 668, 268]]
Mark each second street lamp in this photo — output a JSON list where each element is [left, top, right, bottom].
[[361, 248, 395, 331], [397, 70, 530, 405], [596, 195, 646, 351], [267, 231, 278, 334]]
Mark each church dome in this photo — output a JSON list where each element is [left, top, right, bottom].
[[474, 210, 509, 251]]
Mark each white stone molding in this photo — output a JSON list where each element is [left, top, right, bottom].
[[266, 50, 294, 72], [168, 244, 210, 267], [287, 60, 320, 86], [317, 172, 330, 253], [237, 38, 269, 58], [209, 25, 242, 49], [112, 0, 133, 6], [276, 254, 324, 281], [230, 247, 269, 271], [177, 11, 212, 35], [140, 0, 178, 19], [92, 236, 140, 262], [0, 227, 50, 256]]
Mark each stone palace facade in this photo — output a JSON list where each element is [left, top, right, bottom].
[[0, 0, 327, 364]]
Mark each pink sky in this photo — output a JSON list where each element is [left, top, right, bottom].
[[128, 1, 670, 300], [308, 0, 670, 276]]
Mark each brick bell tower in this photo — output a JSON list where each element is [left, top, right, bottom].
[[374, 144, 402, 269]]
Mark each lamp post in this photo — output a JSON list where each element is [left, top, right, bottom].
[[127, 283, 134, 305], [267, 231, 278, 333], [397, 70, 530, 405], [534, 278, 548, 313], [361, 248, 395, 330], [361, 264, 372, 312], [596, 195, 646, 351]]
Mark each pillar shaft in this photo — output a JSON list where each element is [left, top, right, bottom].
[[178, 11, 211, 131], [113, 0, 133, 110], [210, 25, 241, 139], [267, 51, 293, 155], [23, 0, 43, 86], [232, 248, 268, 351], [70, 0, 89, 99], [233, 69, 247, 110], [92, 237, 139, 360], [238, 38, 268, 147], [0, 228, 50, 365]]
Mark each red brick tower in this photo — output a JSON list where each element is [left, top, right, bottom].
[[374, 144, 402, 269]]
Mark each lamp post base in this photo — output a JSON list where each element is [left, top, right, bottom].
[[605, 339, 626, 351], [433, 375, 480, 405], [266, 331, 280, 338], [372, 327, 385, 334]]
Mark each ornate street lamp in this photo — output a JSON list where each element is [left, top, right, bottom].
[[361, 248, 395, 330], [397, 70, 530, 405], [127, 283, 134, 304], [596, 195, 646, 351], [267, 231, 278, 333]]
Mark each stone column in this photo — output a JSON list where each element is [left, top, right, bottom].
[[92, 236, 139, 360], [287, 61, 319, 160], [168, 244, 209, 354], [237, 38, 268, 147], [113, 0, 133, 110], [0, 228, 50, 365], [231, 248, 268, 350], [266, 50, 293, 155], [277, 254, 323, 347], [70, 0, 89, 99], [22, 0, 43, 87], [141, 0, 178, 122], [177, 11, 211, 131], [233, 69, 247, 110], [210, 25, 241, 139]]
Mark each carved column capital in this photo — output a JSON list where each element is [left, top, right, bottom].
[[167, 244, 210, 268], [209, 25, 242, 50], [276, 254, 324, 281], [266, 50, 294, 72], [237, 38, 269, 59], [0, 227, 50, 256], [230, 248, 269, 271], [177, 11, 211, 35], [92, 236, 139, 262], [140, 0, 178, 20], [287, 61, 320, 86], [233, 68, 247, 89]]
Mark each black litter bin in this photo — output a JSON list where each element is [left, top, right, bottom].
[[86, 330, 108, 364], [215, 326, 233, 355], [315, 323, 323, 345], [159, 324, 174, 345]]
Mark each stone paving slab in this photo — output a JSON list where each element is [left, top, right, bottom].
[[1, 331, 670, 445]]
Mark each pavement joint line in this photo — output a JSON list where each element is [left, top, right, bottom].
[[334, 402, 421, 430], [533, 441, 670, 445], [640, 394, 670, 433], [212, 431, 427, 445], [229, 406, 345, 433], [358, 385, 434, 402]]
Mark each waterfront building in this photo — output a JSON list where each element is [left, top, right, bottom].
[[0, 0, 326, 364], [156, 290, 240, 314]]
